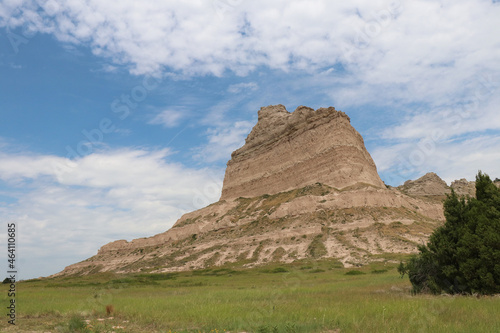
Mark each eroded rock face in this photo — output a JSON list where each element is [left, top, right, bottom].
[[450, 179, 476, 197], [56, 183, 446, 276], [398, 172, 450, 196], [220, 105, 385, 200]]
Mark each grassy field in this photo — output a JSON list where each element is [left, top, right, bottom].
[[1, 259, 499, 332]]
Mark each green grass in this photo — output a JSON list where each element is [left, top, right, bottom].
[[2, 260, 499, 332]]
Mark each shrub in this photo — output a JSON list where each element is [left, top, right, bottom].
[[67, 315, 87, 332], [271, 267, 289, 273], [371, 269, 388, 274], [345, 270, 365, 275], [2, 277, 13, 284], [399, 171, 500, 294]]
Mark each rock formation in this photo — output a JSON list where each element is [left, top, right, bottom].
[[450, 178, 476, 197], [398, 172, 450, 196], [398, 173, 481, 198], [55, 105, 472, 277], [221, 105, 385, 200]]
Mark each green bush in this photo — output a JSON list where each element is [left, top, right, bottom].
[[399, 171, 500, 294], [345, 270, 365, 275], [371, 269, 388, 274], [67, 315, 88, 332], [271, 267, 289, 273], [2, 277, 13, 284]]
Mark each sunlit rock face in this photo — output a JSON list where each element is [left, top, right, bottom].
[[220, 105, 385, 200]]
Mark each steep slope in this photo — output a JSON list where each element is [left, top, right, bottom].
[[58, 183, 444, 276]]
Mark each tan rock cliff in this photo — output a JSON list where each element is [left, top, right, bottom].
[[220, 105, 385, 200]]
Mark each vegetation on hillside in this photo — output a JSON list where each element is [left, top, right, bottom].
[[399, 171, 500, 294]]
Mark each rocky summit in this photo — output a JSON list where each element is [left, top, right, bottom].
[[56, 105, 478, 277], [221, 105, 385, 200]]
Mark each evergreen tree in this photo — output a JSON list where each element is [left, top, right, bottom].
[[399, 171, 500, 294]]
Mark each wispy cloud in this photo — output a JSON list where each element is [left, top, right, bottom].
[[193, 120, 254, 163], [227, 82, 258, 94], [373, 133, 500, 186], [148, 109, 188, 128]]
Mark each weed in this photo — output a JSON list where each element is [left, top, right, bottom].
[[285, 322, 298, 333], [67, 315, 88, 332]]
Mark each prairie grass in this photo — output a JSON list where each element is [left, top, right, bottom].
[[1, 259, 499, 332]]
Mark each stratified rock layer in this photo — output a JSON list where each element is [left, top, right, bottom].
[[56, 183, 446, 276], [220, 105, 385, 200]]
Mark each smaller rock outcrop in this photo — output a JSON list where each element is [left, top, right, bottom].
[[398, 172, 450, 196], [450, 179, 476, 197]]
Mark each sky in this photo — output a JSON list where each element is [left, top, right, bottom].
[[0, 0, 499, 279]]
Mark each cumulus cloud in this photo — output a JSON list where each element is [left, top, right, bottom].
[[0, 148, 223, 278], [2, 1, 499, 133], [1, 1, 497, 81]]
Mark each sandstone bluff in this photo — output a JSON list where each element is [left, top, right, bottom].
[[55, 105, 485, 277], [221, 105, 385, 200]]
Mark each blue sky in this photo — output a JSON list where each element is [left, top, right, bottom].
[[1, 0, 499, 279]]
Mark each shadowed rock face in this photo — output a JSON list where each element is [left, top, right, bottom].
[[220, 105, 385, 200]]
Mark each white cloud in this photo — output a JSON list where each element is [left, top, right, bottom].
[[2, 1, 499, 133], [2, 0, 497, 81], [372, 81, 500, 186], [148, 109, 187, 128], [0, 148, 223, 278], [194, 120, 254, 163], [382, 83, 500, 141], [373, 134, 500, 186]]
